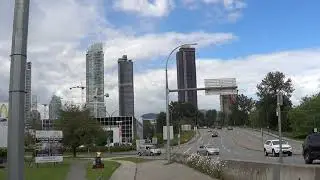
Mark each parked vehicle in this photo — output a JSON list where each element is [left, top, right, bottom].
[[137, 144, 161, 156], [302, 133, 320, 164], [264, 139, 292, 157]]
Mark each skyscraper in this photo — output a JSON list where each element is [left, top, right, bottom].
[[86, 43, 106, 117], [49, 95, 62, 120], [176, 46, 198, 109], [118, 55, 134, 117], [25, 62, 32, 128]]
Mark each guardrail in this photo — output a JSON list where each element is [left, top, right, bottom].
[[171, 153, 320, 180]]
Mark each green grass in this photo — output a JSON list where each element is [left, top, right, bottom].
[[86, 161, 120, 180], [111, 157, 154, 163], [0, 161, 70, 180], [180, 131, 195, 144]]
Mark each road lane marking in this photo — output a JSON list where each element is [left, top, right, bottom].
[[184, 147, 192, 154]]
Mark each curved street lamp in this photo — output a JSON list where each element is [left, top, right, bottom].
[[165, 43, 197, 162]]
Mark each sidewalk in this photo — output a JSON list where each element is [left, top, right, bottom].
[[136, 160, 216, 180], [66, 160, 87, 180], [109, 160, 136, 180]]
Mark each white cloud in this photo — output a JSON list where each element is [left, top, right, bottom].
[[129, 48, 320, 116], [0, 0, 235, 118], [182, 0, 246, 22], [1, 0, 319, 119], [113, 0, 173, 17]]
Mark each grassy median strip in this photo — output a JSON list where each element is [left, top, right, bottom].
[[86, 161, 120, 180], [111, 157, 153, 163], [0, 161, 70, 180]]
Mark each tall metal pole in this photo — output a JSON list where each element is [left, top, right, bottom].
[[277, 92, 283, 163], [165, 43, 197, 163], [165, 68, 171, 162], [8, 0, 30, 179]]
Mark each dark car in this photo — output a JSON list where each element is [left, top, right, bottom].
[[302, 133, 320, 164], [217, 126, 222, 129], [211, 131, 218, 137]]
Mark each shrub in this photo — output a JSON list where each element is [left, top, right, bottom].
[[0, 148, 7, 158], [173, 153, 224, 179]]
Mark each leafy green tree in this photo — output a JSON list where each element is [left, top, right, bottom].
[[289, 93, 320, 137], [55, 104, 104, 157], [230, 94, 255, 126], [156, 112, 166, 134], [217, 111, 225, 126], [256, 71, 294, 130], [205, 109, 217, 127], [143, 120, 154, 139]]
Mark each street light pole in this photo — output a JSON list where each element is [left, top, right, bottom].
[[277, 92, 283, 163], [165, 43, 197, 163], [8, 0, 30, 179]]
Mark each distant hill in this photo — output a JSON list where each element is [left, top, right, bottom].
[[141, 113, 157, 120]]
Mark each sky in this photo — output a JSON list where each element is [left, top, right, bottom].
[[1, 0, 320, 117]]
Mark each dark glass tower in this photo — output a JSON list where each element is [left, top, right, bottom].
[[118, 55, 134, 117], [176, 47, 198, 109]]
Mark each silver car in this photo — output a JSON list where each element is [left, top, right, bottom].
[[137, 145, 161, 156], [197, 145, 220, 156]]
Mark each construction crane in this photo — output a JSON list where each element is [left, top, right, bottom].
[[69, 85, 86, 104]]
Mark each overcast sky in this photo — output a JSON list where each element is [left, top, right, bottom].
[[1, 0, 320, 117]]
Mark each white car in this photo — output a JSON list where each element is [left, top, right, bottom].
[[264, 139, 292, 157]]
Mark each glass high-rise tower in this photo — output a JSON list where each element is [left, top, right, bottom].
[[86, 43, 106, 117], [176, 47, 198, 109], [118, 55, 134, 117]]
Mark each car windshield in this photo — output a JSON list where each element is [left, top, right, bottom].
[[206, 145, 215, 148], [272, 140, 287, 145]]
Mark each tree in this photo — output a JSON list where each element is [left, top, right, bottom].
[[55, 104, 104, 157], [205, 110, 217, 127], [230, 94, 255, 126], [169, 101, 198, 133], [289, 93, 320, 138], [256, 71, 294, 130], [143, 120, 154, 139], [156, 112, 166, 134]]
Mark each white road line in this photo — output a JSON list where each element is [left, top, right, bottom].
[[184, 147, 192, 154], [220, 136, 231, 152]]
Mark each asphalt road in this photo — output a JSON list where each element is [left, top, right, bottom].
[[172, 128, 311, 165]]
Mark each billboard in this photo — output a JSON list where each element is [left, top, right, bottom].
[[35, 130, 63, 163], [204, 78, 237, 95]]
